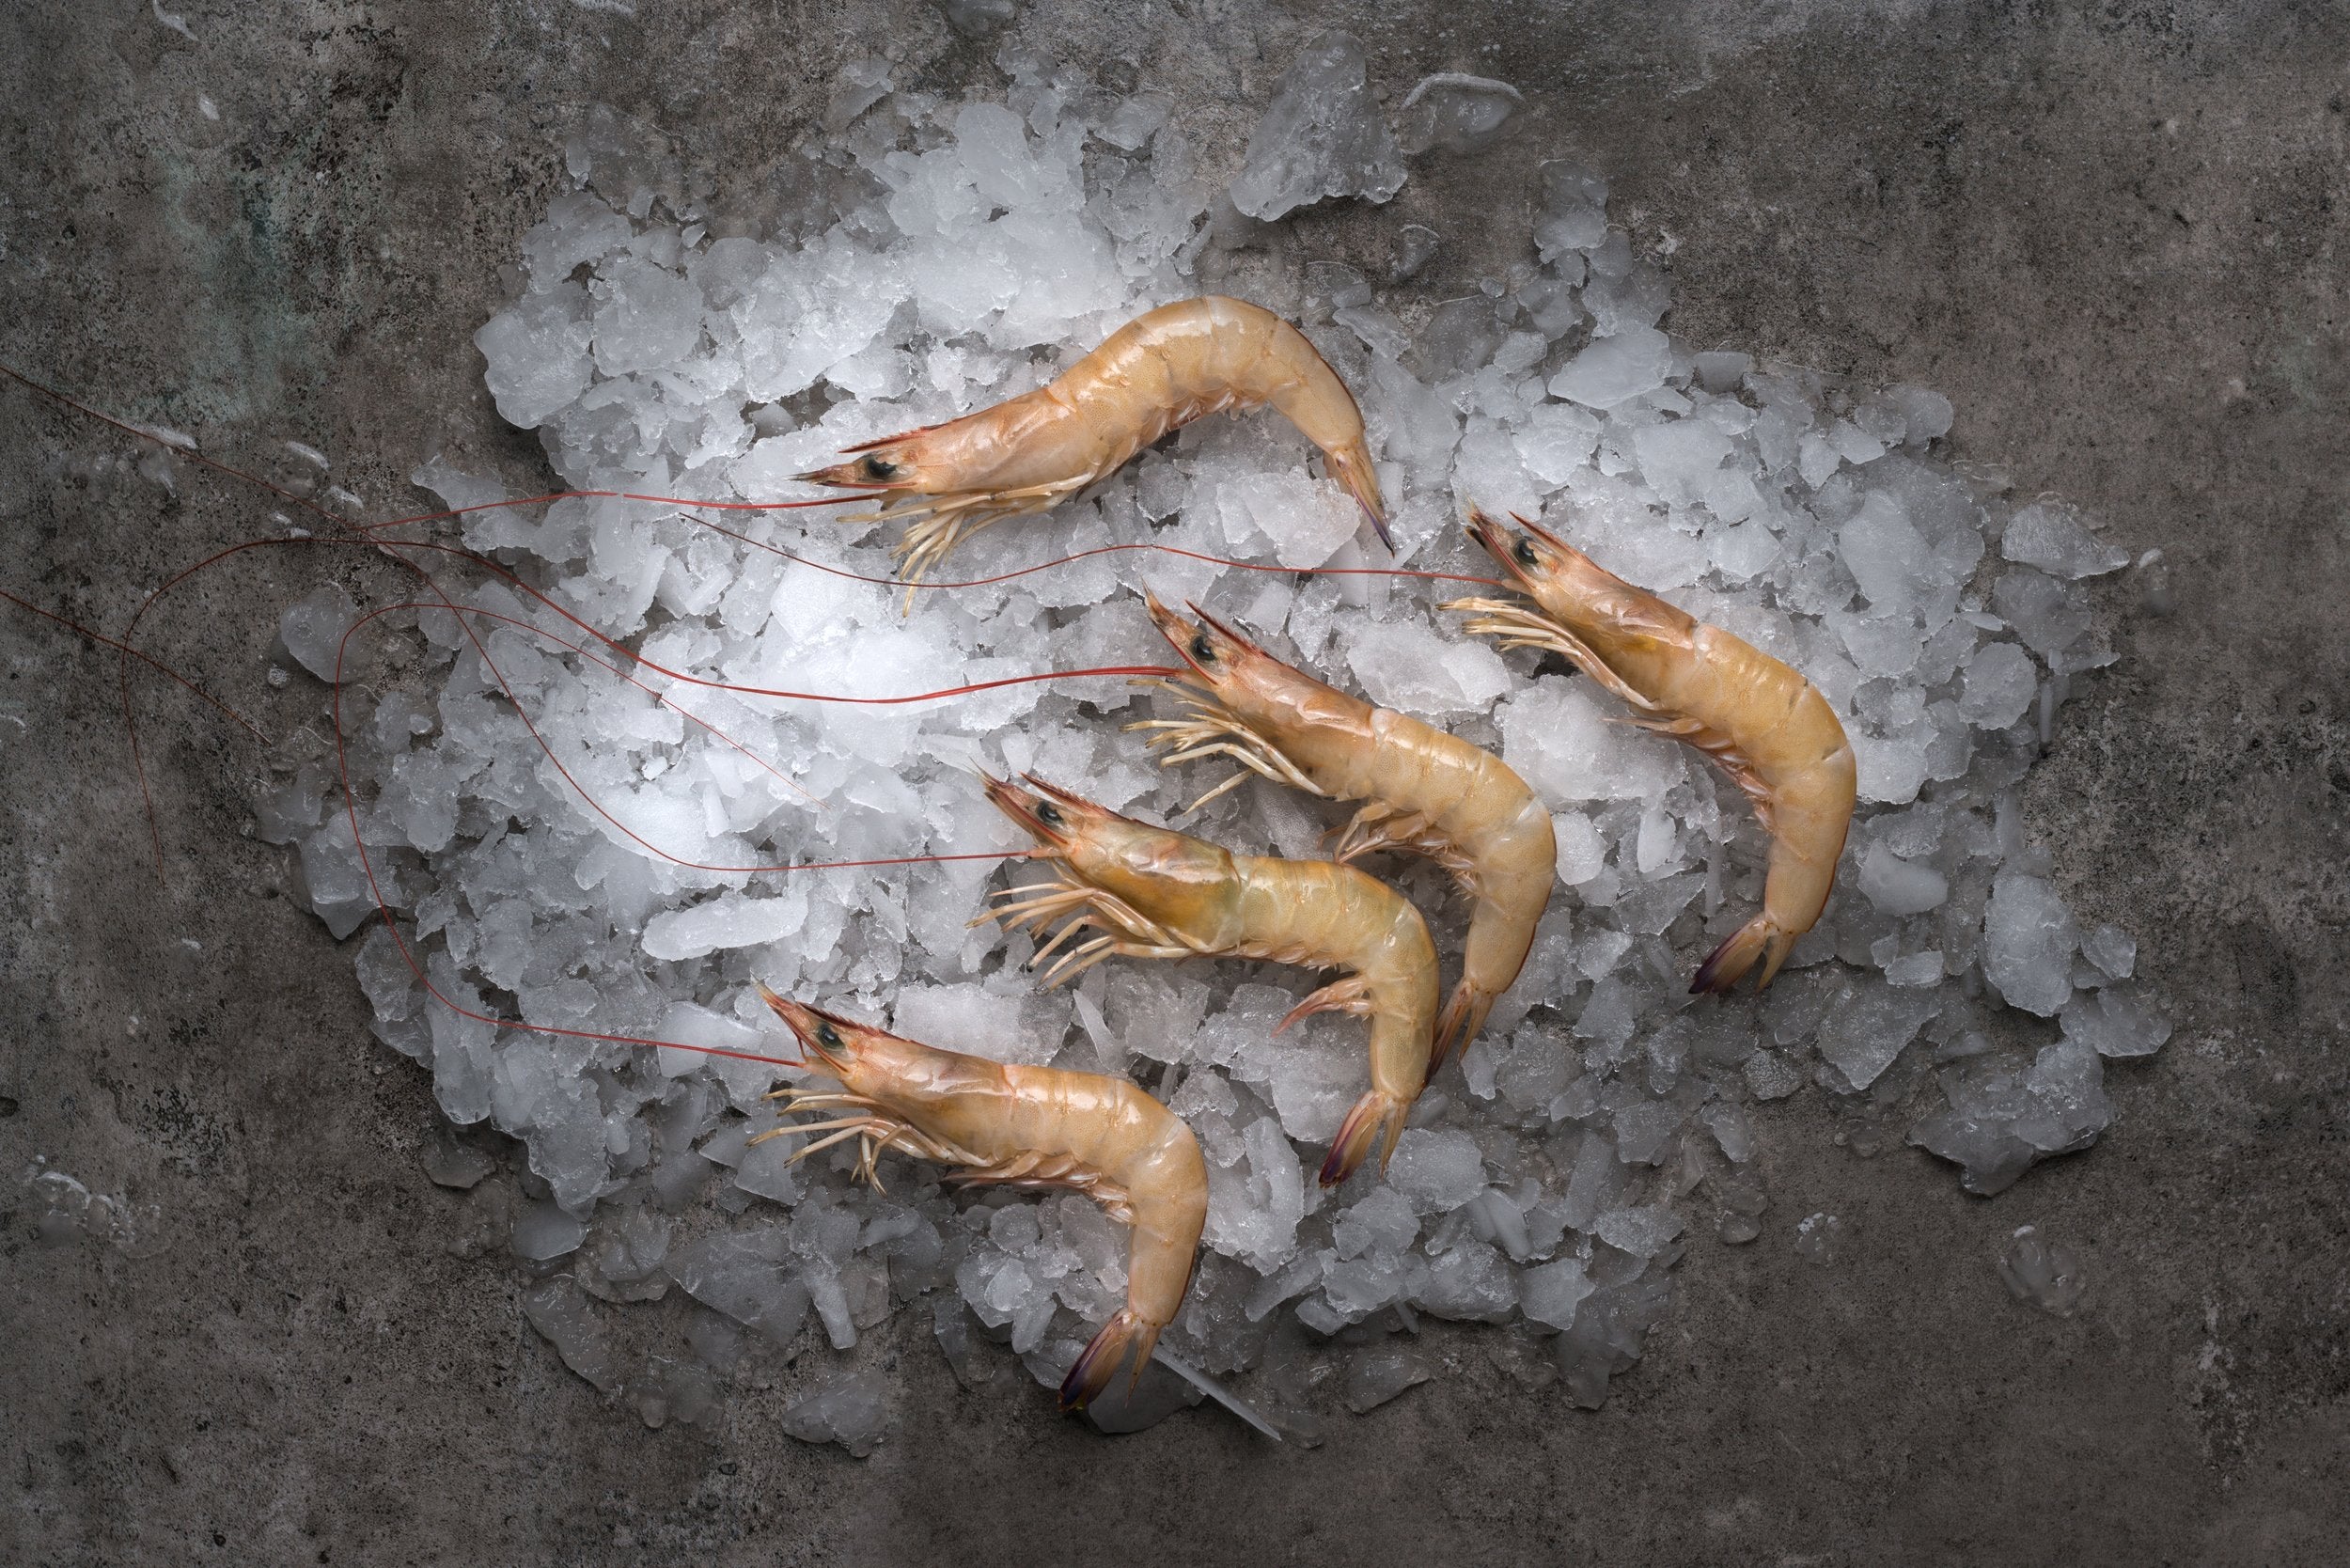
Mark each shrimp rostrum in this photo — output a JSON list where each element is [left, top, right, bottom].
[[980, 775, 1437, 1186], [1130, 593, 1556, 1064], [798, 296, 1389, 586], [755, 987, 1207, 1410], [1447, 508, 1856, 995]]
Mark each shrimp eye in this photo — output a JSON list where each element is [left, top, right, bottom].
[[860, 455, 899, 481], [1189, 632, 1216, 664], [816, 1022, 843, 1050], [1513, 537, 1541, 568], [1035, 801, 1064, 827]]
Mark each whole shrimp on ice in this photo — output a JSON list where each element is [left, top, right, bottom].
[[979, 774, 1436, 1185], [1447, 508, 1856, 994], [754, 987, 1207, 1410], [1129, 593, 1555, 1064], [798, 296, 1389, 585]]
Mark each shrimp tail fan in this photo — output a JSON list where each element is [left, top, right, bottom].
[[1691, 915, 1795, 995], [1318, 1090, 1410, 1187], [1060, 1308, 1162, 1411]]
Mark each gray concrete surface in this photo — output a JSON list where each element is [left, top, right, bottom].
[[4, 1, 2346, 1562]]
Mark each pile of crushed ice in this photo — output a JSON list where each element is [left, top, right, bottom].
[[258, 34, 2168, 1447]]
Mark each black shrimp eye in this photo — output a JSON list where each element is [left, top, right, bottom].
[[1190, 632, 1216, 664], [816, 1023, 842, 1049], [1035, 801, 1064, 827], [860, 455, 899, 480], [1513, 537, 1541, 568]]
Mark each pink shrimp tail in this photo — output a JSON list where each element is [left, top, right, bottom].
[[1691, 915, 1796, 995], [1430, 981, 1496, 1070], [1318, 1090, 1410, 1187], [1060, 1308, 1162, 1411], [1324, 447, 1393, 553]]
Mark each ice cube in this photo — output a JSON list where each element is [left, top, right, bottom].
[[1982, 873, 2079, 1017], [1592, 1204, 1683, 1259], [780, 1371, 891, 1457], [1856, 841, 1950, 917], [2001, 504, 2128, 579], [1958, 641, 2038, 729], [279, 584, 360, 683], [1342, 1345, 1431, 1412], [2082, 924, 2137, 980], [1547, 325, 1671, 409], [641, 889, 809, 962], [1384, 1128, 1486, 1214], [1534, 160, 1608, 259], [1227, 33, 1406, 220], [522, 1276, 623, 1393], [2059, 984, 2170, 1058], [474, 284, 595, 429], [1814, 977, 1941, 1091], [1991, 569, 2092, 663], [1414, 1239, 1517, 1322], [1344, 617, 1512, 715], [1519, 1256, 1595, 1330]]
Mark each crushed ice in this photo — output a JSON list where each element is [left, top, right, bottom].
[[255, 33, 2171, 1448]]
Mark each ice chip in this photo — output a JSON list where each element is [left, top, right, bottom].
[[2001, 503, 2129, 579], [2082, 924, 2137, 980], [522, 1277, 623, 1393], [1384, 1128, 1486, 1215], [475, 284, 595, 428], [1982, 873, 2079, 1016], [1856, 841, 1949, 917], [1535, 159, 1608, 259], [1547, 325, 1670, 409], [2060, 984, 2171, 1058], [1814, 978, 1940, 1091], [1959, 641, 2039, 729], [1342, 1345, 1431, 1412], [642, 889, 809, 962], [1592, 1204, 1682, 1259], [1227, 33, 1406, 220], [1344, 618, 1512, 715], [1518, 1257, 1595, 1330], [279, 584, 360, 683], [781, 1370, 892, 1457]]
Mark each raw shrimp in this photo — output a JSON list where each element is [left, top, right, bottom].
[[1129, 593, 1555, 1064], [798, 296, 1389, 586], [1447, 508, 1856, 994], [756, 987, 1207, 1410], [980, 774, 1437, 1185]]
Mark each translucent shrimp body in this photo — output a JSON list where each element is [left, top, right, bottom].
[[1131, 594, 1555, 1064], [799, 296, 1389, 585], [756, 989, 1206, 1410], [1448, 509, 1856, 994], [980, 775, 1437, 1186]]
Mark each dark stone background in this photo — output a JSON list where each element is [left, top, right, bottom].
[[3, 2, 2343, 1562]]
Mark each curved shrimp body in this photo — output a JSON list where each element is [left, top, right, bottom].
[[1447, 509, 1856, 995], [980, 774, 1437, 1186], [1130, 593, 1554, 1064], [798, 296, 1388, 586], [756, 988, 1206, 1410]]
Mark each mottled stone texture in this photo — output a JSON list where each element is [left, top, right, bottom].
[[2, 3, 2344, 1563]]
